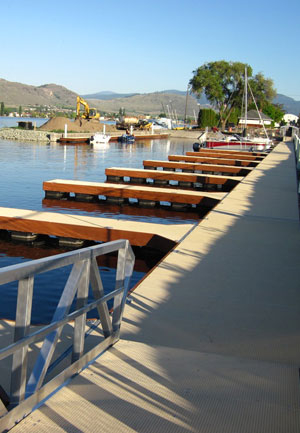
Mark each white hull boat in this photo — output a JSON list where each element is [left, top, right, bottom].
[[90, 125, 111, 146]]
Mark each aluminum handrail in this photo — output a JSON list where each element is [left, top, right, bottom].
[[0, 287, 122, 362], [0, 239, 135, 432], [292, 129, 300, 171]]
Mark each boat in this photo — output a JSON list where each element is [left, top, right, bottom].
[[198, 68, 273, 151], [57, 137, 89, 144], [205, 132, 272, 151], [118, 134, 135, 143], [90, 132, 111, 145]]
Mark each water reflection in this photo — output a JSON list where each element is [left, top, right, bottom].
[[0, 135, 197, 321], [0, 137, 194, 215]]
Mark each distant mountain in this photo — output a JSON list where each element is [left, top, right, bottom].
[[0, 78, 77, 107], [273, 93, 300, 115], [86, 91, 205, 117], [83, 90, 188, 100], [82, 91, 139, 100], [1, 77, 299, 116], [157, 89, 186, 96]]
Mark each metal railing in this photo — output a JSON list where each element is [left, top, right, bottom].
[[293, 130, 300, 171], [0, 239, 135, 431]]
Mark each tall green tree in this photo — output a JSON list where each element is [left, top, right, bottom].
[[247, 72, 276, 110], [18, 105, 22, 116], [262, 102, 285, 124], [0, 102, 4, 116], [190, 60, 276, 129], [198, 108, 218, 128]]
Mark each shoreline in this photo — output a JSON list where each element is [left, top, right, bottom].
[[0, 127, 203, 142]]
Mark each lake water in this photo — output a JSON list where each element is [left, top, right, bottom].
[[0, 116, 48, 129], [0, 122, 197, 323]]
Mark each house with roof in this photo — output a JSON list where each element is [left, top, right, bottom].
[[239, 109, 272, 128], [283, 113, 298, 124]]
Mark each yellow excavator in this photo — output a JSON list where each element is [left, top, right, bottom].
[[76, 96, 100, 120]]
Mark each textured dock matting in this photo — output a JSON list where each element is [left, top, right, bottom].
[[12, 340, 300, 433]]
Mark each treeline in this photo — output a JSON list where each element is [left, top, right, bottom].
[[0, 102, 22, 116], [0, 102, 76, 119], [198, 103, 285, 129]]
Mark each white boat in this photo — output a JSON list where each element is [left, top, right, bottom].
[[90, 132, 111, 145], [90, 125, 111, 146]]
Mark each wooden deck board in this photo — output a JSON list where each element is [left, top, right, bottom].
[[105, 167, 243, 187], [43, 180, 226, 205], [168, 154, 259, 167], [143, 159, 253, 175], [0, 207, 195, 251], [189, 148, 268, 157], [186, 151, 264, 161]]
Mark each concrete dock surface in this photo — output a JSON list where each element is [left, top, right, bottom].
[[10, 141, 300, 432]]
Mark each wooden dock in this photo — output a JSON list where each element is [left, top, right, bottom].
[[187, 148, 267, 158], [55, 133, 170, 144], [186, 150, 264, 161], [0, 207, 195, 253], [105, 167, 243, 191], [169, 154, 259, 166], [143, 159, 253, 176], [43, 179, 226, 208]]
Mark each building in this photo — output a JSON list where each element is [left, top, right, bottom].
[[239, 109, 272, 128], [283, 113, 298, 124]]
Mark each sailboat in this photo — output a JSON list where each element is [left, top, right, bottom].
[[203, 68, 273, 151]]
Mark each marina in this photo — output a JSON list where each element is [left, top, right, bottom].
[[1, 0, 300, 429], [0, 130, 300, 432]]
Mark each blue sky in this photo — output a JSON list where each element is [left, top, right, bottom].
[[1, 0, 300, 98]]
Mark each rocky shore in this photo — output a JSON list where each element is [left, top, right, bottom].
[[0, 128, 50, 142]]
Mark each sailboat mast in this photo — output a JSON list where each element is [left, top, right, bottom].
[[244, 67, 247, 137]]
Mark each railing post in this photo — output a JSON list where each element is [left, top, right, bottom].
[[112, 242, 128, 337], [26, 260, 87, 396], [72, 259, 90, 362], [10, 276, 34, 406], [90, 257, 113, 338], [112, 241, 135, 338]]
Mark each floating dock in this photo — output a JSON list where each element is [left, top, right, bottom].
[[0, 207, 195, 253], [169, 154, 260, 166], [143, 159, 253, 176], [10, 141, 300, 433], [43, 180, 226, 208], [105, 167, 243, 191], [186, 149, 266, 160]]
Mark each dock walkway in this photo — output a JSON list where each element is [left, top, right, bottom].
[[11, 142, 300, 432]]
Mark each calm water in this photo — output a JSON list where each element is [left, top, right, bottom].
[[0, 116, 47, 128], [0, 128, 197, 323]]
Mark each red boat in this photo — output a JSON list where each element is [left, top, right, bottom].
[[198, 131, 272, 151]]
